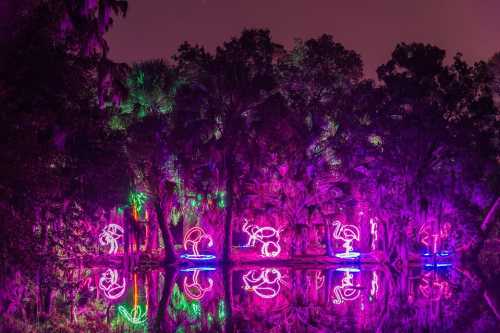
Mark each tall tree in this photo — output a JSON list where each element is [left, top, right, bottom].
[[173, 29, 284, 262]]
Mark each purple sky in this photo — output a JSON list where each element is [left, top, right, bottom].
[[106, 0, 500, 78]]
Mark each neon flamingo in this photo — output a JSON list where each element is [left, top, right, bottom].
[[331, 220, 360, 258], [242, 268, 284, 299], [99, 224, 124, 255], [315, 271, 325, 290], [332, 270, 361, 304], [242, 219, 282, 257], [98, 269, 126, 300], [419, 222, 452, 254], [183, 269, 213, 300], [183, 227, 213, 256], [418, 271, 452, 301]]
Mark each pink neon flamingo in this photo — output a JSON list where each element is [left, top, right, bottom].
[[418, 271, 452, 301], [183, 269, 213, 300], [183, 227, 213, 256], [419, 222, 451, 254], [331, 220, 360, 258]]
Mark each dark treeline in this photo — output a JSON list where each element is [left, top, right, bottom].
[[0, 1, 499, 331]]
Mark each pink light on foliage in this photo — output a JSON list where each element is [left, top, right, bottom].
[[183, 269, 214, 300], [332, 270, 361, 305], [99, 224, 124, 255], [331, 220, 360, 258], [242, 219, 282, 257], [243, 268, 284, 299], [98, 269, 126, 300]]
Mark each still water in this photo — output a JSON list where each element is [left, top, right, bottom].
[[62, 264, 499, 332]]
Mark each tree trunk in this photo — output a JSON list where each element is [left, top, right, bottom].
[[223, 266, 234, 333], [155, 269, 177, 332], [154, 199, 177, 262], [223, 149, 235, 263], [325, 220, 333, 256]]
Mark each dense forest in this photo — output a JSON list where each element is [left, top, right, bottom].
[[0, 1, 499, 332]]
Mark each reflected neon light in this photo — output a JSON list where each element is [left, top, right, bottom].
[[418, 271, 452, 301], [243, 268, 283, 299], [117, 304, 147, 325], [331, 220, 360, 259], [182, 227, 215, 260], [99, 224, 124, 255], [242, 219, 282, 257], [336, 267, 361, 273], [370, 218, 378, 250], [183, 269, 214, 300], [180, 267, 216, 272], [98, 269, 126, 300], [424, 263, 452, 268], [332, 269, 361, 304], [315, 271, 325, 290]]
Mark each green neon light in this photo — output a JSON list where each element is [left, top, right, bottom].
[[217, 300, 225, 323], [170, 284, 201, 321], [117, 303, 148, 326]]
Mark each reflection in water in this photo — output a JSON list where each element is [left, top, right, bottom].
[[332, 268, 361, 305], [242, 268, 285, 299], [183, 268, 214, 300], [99, 268, 126, 300], [38, 265, 499, 332]]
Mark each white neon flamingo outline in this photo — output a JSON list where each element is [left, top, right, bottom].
[[98, 269, 126, 300], [331, 220, 360, 258], [99, 224, 124, 255], [242, 219, 282, 257], [242, 268, 284, 299], [332, 271, 361, 304]]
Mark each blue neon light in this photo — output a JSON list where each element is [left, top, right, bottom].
[[180, 254, 217, 261], [336, 267, 361, 273], [180, 267, 216, 272]]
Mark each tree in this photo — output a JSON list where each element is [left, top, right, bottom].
[[173, 29, 284, 262]]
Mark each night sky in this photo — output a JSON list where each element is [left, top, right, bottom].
[[105, 0, 500, 79]]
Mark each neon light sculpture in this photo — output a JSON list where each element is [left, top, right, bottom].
[[419, 222, 452, 254], [332, 269, 361, 304], [370, 218, 378, 251], [99, 224, 124, 255], [243, 268, 283, 299], [315, 271, 325, 290], [180, 226, 215, 260], [183, 269, 214, 300], [242, 219, 282, 257], [370, 271, 379, 298], [331, 220, 360, 259], [98, 269, 126, 300], [118, 272, 147, 326], [418, 271, 452, 301], [117, 304, 147, 325]]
